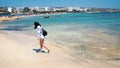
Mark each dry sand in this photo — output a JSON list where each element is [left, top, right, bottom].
[[0, 31, 119, 68], [0, 16, 19, 22]]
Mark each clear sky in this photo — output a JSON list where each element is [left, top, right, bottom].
[[0, 0, 120, 9]]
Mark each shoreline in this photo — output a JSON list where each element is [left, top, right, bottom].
[[0, 13, 67, 22]]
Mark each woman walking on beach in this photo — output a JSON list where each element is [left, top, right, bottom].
[[34, 22, 50, 53]]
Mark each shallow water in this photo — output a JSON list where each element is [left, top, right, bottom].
[[1, 12, 120, 60]]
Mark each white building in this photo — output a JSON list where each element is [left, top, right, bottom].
[[73, 7, 81, 11], [67, 7, 73, 12], [67, 7, 88, 12], [8, 7, 12, 12], [16, 7, 24, 14], [79, 7, 88, 12], [39, 7, 50, 12], [51, 7, 66, 11], [32, 7, 40, 11], [45, 7, 50, 11], [84, 8, 88, 11]]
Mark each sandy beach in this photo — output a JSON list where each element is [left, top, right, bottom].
[[0, 30, 120, 68], [0, 16, 19, 22]]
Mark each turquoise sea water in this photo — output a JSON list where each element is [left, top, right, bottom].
[[1, 12, 120, 60], [1, 12, 120, 32]]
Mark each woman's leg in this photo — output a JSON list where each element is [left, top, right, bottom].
[[40, 39, 50, 53], [43, 45, 50, 53], [39, 39, 43, 49]]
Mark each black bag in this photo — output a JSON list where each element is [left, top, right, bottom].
[[42, 28, 47, 36]]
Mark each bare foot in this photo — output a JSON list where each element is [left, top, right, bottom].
[[48, 50, 50, 53]]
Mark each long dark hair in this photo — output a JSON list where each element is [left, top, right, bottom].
[[34, 22, 41, 29]]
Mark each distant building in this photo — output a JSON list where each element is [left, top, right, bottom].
[[32, 7, 40, 11], [39, 7, 45, 12], [39, 7, 50, 12], [79, 7, 89, 12], [7, 7, 12, 12], [45, 7, 50, 11], [16, 7, 24, 14], [66, 7, 73, 12], [66, 7, 89, 12], [51, 7, 67, 12]]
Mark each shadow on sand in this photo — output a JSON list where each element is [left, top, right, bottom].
[[33, 48, 47, 53]]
